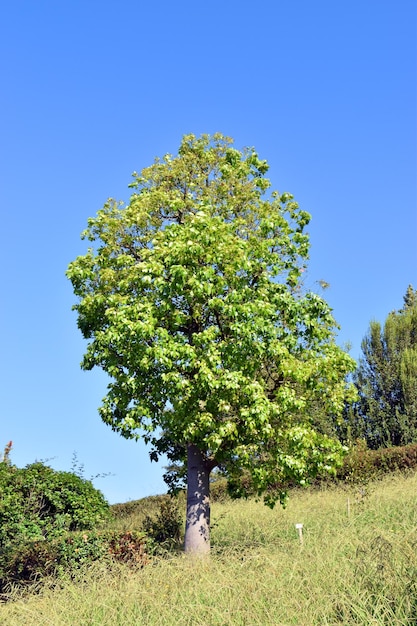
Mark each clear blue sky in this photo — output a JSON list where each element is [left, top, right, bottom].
[[1, 1, 416, 504]]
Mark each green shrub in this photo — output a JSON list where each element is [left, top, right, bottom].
[[0, 460, 110, 549], [209, 477, 230, 502], [142, 497, 183, 545], [337, 441, 417, 483], [0, 539, 59, 596], [0, 529, 150, 599]]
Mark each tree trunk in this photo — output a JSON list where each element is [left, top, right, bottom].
[[184, 443, 211, 554]]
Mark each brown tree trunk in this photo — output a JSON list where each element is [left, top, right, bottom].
[[184, 443, 211, 554]]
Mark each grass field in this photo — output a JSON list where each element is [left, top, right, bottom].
[[1, 472, 416, 625]]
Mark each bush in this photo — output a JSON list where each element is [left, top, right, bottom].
[[0, 539, 59, 596], [106, 530, 150, 565], [0, 529, 149, 599], [209, 477, 230, 502], [0, 460, 110, 549], [336, 441, 417, 483], [142, 497, 183, 545]]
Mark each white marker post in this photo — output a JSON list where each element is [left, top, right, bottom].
[[295, 523, 304, 545]]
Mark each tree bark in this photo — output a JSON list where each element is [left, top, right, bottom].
[[184, 443, 211, 554]]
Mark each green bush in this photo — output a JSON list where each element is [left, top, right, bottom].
[[0, 529, 149, 599], [142, 497, 183, 545], [0, 539, 59, 595], [0, 460, 110, 549], [209, 477, 230, 502], [337, 441, 417, 483]]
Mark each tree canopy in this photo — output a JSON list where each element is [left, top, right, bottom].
[[349, 285, 417, 448], [67, 133, 356, 553]]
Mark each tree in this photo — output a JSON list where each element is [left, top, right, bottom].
[[350, 286, 417, 448], [67, 133, 356, 554]]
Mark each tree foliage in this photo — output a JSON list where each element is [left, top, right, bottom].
[[349, 286, 417, 448], [67, 133, 356, 552]]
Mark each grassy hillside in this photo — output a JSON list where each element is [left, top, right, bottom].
[[1, 472, 417, 625]]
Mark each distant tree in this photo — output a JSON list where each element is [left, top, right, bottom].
[[67, 133, 356, 554], [350, 286, 417, 448]]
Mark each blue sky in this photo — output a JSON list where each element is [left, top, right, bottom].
[[1, 1, 416, 504]]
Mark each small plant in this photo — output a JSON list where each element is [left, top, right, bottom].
[[106, 530, 150, 566], [55, 532, 108, 572], [142, 497, 183, 546], [1, 441, 13, 464]]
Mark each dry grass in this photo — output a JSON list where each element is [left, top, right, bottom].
[[1, 472, 416, 625]]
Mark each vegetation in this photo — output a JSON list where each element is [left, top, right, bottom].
[[336, 441, 417, 483], [1, 471, 416, 625], [0, 529, 150, 599], [3, 133, 414, 618], [0, 443, 183, 600], [67, 132, 356, 553], [347, 285, 417, 448], [0, 445, 110, 549]]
